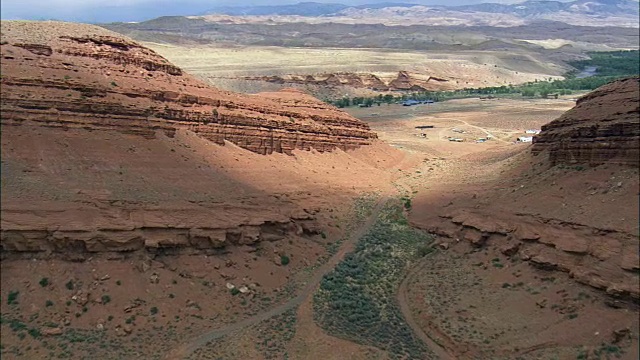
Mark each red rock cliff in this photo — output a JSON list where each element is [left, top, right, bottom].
[[0, 22, 377, 155], [532, 77, 640, 167]]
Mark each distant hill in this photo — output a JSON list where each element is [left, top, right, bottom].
[[451, 0, 640, 17], [3, 0, 637, 25], [205, 0, 639, 18], [202, 2, 424, 16], [202, 2, 350, 17]]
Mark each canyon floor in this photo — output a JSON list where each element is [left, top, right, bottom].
[[3, 93, 637, 359]]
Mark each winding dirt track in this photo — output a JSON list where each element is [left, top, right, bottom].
[[165, 197, 391, 360], [398, 257, 457, 360]]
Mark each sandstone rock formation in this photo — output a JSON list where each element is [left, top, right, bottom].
[[532, 77, 640, 167], [0, 21, 378, 255], [244, 71, 454, 92], [424, 208, 639, 301], [0, 21, 376, 156], [411, 78, 640, 302]]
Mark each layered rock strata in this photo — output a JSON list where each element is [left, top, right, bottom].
[[244, 71, 453, 92], [1, 204, 319, 254], [1, 21, 372, 254], [426, 209, 639, 302], [0, 22, 377, 156], [532, 77, 640, 167]]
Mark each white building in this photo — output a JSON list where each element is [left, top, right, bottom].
[[517, 136, 533, 143]]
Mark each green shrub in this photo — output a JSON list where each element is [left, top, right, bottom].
[[230, 288, 240, 296], [150, 307, 158, 315], [45, 300, 54, 307], [280, 255, 291, 266], [65, 280, 74, 290], [7, 291, 19, 305], [402, 197, 412, 210], [101, 295, 111, 304], [9, 319, 26, 332], [28, 328, 42, 339], [39, 277, 50, 287]]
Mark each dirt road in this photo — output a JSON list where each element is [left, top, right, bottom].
[[398, 257, 458, 360], [165, 196, 391, 360]]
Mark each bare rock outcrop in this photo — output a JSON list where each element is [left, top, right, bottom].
[[244, 71, 452, 92], [1, 21, 369, 255], [532, 77, 640, 167], [0, 21, 377, 156], [1, 204, 319, 253], [426, 209, 639, 302], [412, 79, 639, 303]]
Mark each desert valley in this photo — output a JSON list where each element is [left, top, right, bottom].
[[0, 1, 639, 359]]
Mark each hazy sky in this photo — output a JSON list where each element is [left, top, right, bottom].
[[1, 0, 541, 23]]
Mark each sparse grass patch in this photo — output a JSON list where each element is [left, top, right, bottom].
[[254, 308, 297, 359]]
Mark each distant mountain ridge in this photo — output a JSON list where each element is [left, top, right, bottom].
[[203, 0, 639, 18], [452, 0, 639, 16], [201, 2, 349, 17]]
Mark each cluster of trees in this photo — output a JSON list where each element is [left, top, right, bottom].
[[330, 92, 440, 108], [331, 94, 396, 108], [326, 50, 639, 108], [567, 50, 639, 77]]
